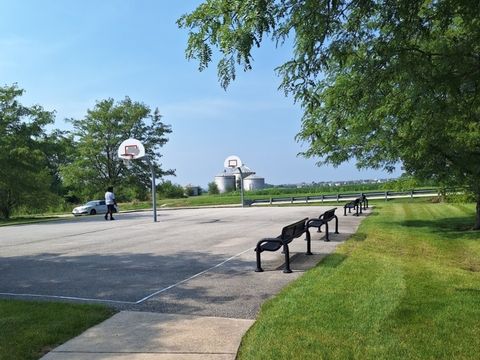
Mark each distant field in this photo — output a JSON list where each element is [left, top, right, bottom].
[[2, 190, 438, 225], [238, 202, 480, 359]]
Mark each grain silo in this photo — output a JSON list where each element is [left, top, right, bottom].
[[214, 172, 236, 193], [243, 175, 265, 191]]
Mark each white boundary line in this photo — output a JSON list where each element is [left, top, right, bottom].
[[0, 247, 255, 305], [0, 292, 136, 304], [135, 247, 255, 304]]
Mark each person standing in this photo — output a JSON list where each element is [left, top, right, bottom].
[[104, 186, 116, 220]]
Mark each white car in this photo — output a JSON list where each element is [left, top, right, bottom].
[[72, 200, 118, 216]]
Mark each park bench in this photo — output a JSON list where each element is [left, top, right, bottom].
[[360, 194, 368, 210], [344, 198, 362, 216], [307, 208, 339, 241], [255, 218, 311, 273]]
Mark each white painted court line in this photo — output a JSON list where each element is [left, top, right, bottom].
[[135, 246, 255, 304], [0, 292, 136, 304], [0, 247, 255, 305]]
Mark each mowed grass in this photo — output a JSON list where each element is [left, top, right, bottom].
[[238, 202, 480, 359], [0, 300, 114, 360]]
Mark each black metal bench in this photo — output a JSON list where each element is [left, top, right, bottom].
[[307, 208, 339, 241], [255, 218, 311, 273], [344, 198, 362, 216], [360, 194, 368, 210]]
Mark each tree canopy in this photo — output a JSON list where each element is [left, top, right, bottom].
[[62, 97, 174, 201], [0, 84, 57, 218], [178, 0, 480, 228]]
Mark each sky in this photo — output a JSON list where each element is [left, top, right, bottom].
[[0, 0, 402, 187]]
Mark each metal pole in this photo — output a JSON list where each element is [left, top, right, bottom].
[[238, 167, 244, 207], [148, 158, 157, 222]]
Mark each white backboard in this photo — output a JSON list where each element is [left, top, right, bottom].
[[118, 138, 145, 159], [224, 155, 243, 168]]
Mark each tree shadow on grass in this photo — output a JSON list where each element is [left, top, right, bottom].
[[315, 253, 348, 269], [399, 217, 479, 240], [351, 232, 367, 242]]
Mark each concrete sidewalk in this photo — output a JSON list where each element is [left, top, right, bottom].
[[41, 312, 253, 360]]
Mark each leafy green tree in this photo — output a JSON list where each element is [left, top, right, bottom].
[[208, 181, 219, 195], [62, 98, 174, 201], [41, 129, 76, 198], [0, 84, 57, 219], [178, 0, 480, 229], [157, 180, 185, 199]]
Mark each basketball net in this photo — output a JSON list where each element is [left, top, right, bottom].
[[121, 154, 134, 169]]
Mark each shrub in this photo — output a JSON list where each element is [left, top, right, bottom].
[[208, 182, 219, 195], [158, 181, 185, 199]]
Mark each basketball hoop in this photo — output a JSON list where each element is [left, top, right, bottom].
[[121, 154, 134, 169], [117, 138, 157, 222]]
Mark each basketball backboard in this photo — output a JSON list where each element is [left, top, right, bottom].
[[118, 138, 145, 160], [224, 155, 243, 169]]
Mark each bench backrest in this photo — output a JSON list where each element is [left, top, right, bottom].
[[321, 208, 337, 221], [281, 218, 308, 243], [345, 198, 359, 206]]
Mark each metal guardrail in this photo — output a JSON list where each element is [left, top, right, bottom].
[[249, 188, 440, 206]]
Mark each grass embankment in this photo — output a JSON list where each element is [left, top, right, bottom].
[[238, 203, 480, 359], [0, 300, 114, 360], [0, 216, 63, 227]]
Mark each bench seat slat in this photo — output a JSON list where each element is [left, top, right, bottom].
[[259, 241, 283, 252]]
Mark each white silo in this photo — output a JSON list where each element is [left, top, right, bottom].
[[243, 175, 265, 191], [214, 172, 236, 193]]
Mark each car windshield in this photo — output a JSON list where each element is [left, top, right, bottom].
[[85, 201, 98, 206]]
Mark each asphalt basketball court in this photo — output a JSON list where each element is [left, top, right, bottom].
[[0, 206, 366, 318]]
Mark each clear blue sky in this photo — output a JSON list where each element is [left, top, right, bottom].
[[0, 0, 401, 187]]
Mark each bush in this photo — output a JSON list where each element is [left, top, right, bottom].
[[208, 182, 219, 195], [158, 181, 185, 199], [444, 191, 476, 203], [184, 185, 202, 196]]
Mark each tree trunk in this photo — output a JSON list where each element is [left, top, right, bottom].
[[475, 194, 480, 230]]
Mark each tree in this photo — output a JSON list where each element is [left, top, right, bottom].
[[0, 84, 57, 219], [178, 0, 480, 229], [62, 98, 174, 201], [208, 181, 219, 195], [158, 180, 185, 199], [41, 129, 76, 198]]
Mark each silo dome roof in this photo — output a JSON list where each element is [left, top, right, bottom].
[[215, 172, 236, 177], [244, 175, 264, 180]]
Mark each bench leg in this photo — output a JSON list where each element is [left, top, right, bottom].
[[255, 248, 263, 272], [305, 230, 312, 255], [324, 222, 330, 241], [283, 245, 292, 273], [344, 208, 347, 216], [335, 216, 339, 234]]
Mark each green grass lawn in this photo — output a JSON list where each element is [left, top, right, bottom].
[[0, 216, 64, 227], [0, 300, 114, 360], [238, 202, 480, 359]]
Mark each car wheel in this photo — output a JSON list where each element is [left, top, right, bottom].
[[90, 209, 97, 215]]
